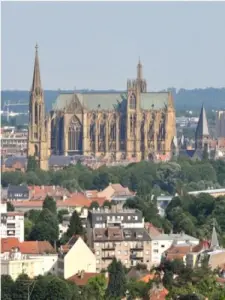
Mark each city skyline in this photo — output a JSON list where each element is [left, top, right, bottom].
[[2, 2, 225, 91]]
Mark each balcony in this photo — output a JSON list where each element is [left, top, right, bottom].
[[102, 243, 115, 250], [130, 244, 143, 251], [130, 251, 143, 260], [102, 255, 114, 260]]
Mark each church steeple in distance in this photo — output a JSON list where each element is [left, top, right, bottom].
[[195, 104, 210, 150], [31, 44, 42, 94], [28, 44, 48, 171], [136, 58, 147, 93]]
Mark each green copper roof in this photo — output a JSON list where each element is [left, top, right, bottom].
[[52, 91, 169, 111], [140, 92, 169, 110]]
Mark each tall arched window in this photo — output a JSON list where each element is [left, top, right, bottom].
[[35, 103, 38, 124], [68, 116, 82, 152], [129, 93, 136, 109]]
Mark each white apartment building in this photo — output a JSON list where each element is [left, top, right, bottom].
[[1, 248, 44, 281], [1, 203, 24, 242], [151, 233, 199, 266]]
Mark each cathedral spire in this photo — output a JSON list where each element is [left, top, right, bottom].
[[210, 219, 220, 249], [137, 57, 143, 80], [196, 104, 209, 138], [31, 43, 42, 93]]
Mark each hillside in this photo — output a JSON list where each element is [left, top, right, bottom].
[[1, 88, 225, 113]]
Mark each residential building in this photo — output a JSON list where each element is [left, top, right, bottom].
[[87, 207, 151, 272], [216, 110, 225, 138], [186, 225, 225, 271], [1, 128, 28, 156], [88, 206, 144, 229], [1, 248, 44, 280], [58, 236, 96, 279], [91, 183, 135, 204], [1, 238, 58, 276], [7, 184, 29, 201], [151, 233, 199, 266], [1, 207, 25, 242]]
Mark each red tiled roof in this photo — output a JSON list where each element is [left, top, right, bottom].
[[1, 238, 55, 254], [13, 193, 105, 209], [7, 211, 24, 217], [68, 272, 105, 286], [149, 288, 169, 300], [166, 245, 192, 261], [1, 238, 20, 252]]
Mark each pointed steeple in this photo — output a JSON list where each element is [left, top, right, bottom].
[[195, 104, 209, 138], [210, 220, 220, 249], [137, 57, 143, 80], [31, 43, 42, 93]]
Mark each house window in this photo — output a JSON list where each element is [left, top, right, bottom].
[[153, 249, 159, 253], [161, 245, 165, 248]]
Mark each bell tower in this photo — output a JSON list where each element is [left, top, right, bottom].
[[28, 44, 48, 170]]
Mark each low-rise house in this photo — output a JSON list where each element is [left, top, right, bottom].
[[1, 238, 58, 276], [68, 271, 107, 286], [1, 248, 44, 280], [7, 184, 29, 201], [151, 232, 199, 266], [86, 183, 135, 204], [29, 185, 71, 201], [12, 192, 105, 213], [58, 235, 96, 279]]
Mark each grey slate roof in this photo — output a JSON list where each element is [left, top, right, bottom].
[[8, 184, 29, 194], [52, 91, 170, 111], [48, 155, 74, 167], [5, 156, 27, 168], [195, 104, 209, 138]]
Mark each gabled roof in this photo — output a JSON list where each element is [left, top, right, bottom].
[[1, 238, 55, 254], [67, 272, 102, 286], [8, 184, 29, 194], [195, 104, 209, 138]]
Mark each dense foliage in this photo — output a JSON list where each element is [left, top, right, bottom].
[[2, 158, 225, 194]]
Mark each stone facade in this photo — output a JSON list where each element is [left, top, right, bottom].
[[28, 46, 176, 167], [50, 60, 176, 161]]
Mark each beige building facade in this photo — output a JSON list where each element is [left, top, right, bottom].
[[58, 236, 96, 279], [27, 46, 176, 170]]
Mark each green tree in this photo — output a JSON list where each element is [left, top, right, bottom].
[[162, 270, 173, 289], [57, 209, 69, 223], [7, 202, 15, 212], [24, 218, 33, 240], [1, 275, 14, 300], [43, 195, 57, 215], [66, 210, 84, 239], [25, 209, 41, 224], [27, 155, 39, 172], [29, 209, 59, 244], [106, 258, 127, 299], [11, 273, 31, 300], [89, 201, 100, 210], [86, 274, 107, 300], [102, 200, 112, 209], [44, 277, 71, 300]]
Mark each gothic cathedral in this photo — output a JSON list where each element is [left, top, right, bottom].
[[28, 46, 176, 170]]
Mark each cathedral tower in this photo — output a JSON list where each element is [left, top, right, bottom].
[[195, 104, 210, 151], [28, 44, 48, 170]]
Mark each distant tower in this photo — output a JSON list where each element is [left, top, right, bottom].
[[136, 58, 147, 93], [195, 104, 210, 151], [28, 44, 48, 170], [210, 219, 220, 250]]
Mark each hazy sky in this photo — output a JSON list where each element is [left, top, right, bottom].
[[2, 1, 225, 91]]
